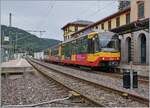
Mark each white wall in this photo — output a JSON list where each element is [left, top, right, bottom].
[[34, 52, 44, 60]]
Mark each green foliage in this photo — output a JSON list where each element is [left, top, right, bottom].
[[1, 25, 61, 53], [118, 1, 130, 10]]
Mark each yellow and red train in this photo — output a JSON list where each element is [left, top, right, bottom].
[[45, 31, 120, 67]]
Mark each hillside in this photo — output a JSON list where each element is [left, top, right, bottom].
[[1, 25, 61, 53]]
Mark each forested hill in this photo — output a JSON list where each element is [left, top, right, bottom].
[[1, 25, 61, 52]]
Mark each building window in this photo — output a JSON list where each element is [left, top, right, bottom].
[[75, 26, 78, 32], [108, 21, 111, 30], [137, 1, 144, 19], [126, 13, 130, 24], [140, 34, 146, 64], [95, 26, 98, 29], [116, 17, 120, 27], [126, 37, 131, 63], [67, 28, 69, 32], [101, 23, 104, 30]]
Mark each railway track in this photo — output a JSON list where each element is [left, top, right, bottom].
[[44, 60, 149, 85], [27, 58, 149, 107], [27, 59, 104, 107]]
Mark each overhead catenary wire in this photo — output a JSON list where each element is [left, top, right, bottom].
[[29, 1, 118, 39], [82, 1, 118, 19], [72, 1, 118, 23], [34, 0, 56, 38], [36, 0, 56, 29]]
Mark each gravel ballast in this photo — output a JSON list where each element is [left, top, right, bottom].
[[29, 61, 148, 107], [1, 70, 95, 107], [33, 59, 149, 99]]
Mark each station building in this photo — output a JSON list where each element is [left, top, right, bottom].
[[62, 0, 149, 76], [61, 20, 93, 41]]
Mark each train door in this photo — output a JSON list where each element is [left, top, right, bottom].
[[88, 38, 94, 54], [93, 35, 99, 53], [65, 42, 72, 60], [88, 36, 99, 54]]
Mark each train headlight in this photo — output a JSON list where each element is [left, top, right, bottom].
[[102, 57, 105, 60]]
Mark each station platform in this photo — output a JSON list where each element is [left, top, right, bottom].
[[1, 59, 33, 74]]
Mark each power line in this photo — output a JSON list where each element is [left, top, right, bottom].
[[82, 1, 116, 19], [36, 0, 56, 30], [26, 30, 46, 38]]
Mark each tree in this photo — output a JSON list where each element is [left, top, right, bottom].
[[118, 1, 131, 10]]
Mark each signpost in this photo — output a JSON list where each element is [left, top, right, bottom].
[[4, 36, 9, 41]]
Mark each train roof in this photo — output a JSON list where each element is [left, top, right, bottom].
[[49, 31, 117, 49], [62, 31, 116, 44]]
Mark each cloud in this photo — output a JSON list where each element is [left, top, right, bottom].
[[1, 1, 118, 41]]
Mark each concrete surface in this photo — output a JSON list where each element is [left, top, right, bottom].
[[118, 64, 149, 77], [1, 59, 31, 68], [1, 59, 33, 74]]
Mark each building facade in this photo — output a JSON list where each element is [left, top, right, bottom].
[[130, 0, 150, 22], [71, 7, 131, 37], [61, 20, 93, 41]]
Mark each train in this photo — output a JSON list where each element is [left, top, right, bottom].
[[44, 31, 120, 67]]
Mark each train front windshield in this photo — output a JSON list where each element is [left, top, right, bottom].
[[98, 32, 119, 52]]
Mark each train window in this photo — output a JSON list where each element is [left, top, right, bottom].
[[76, 39, 79, 54], [66, 42, 71, 57], [64, 44, 67, 56], [93, 35, 99, 53], [64, 43, 68, 57], [80, 37, 88, 54], [72, 40, 76, 54], [61, 45, 64, 55], [51, 46, 59, 56], [70, 42, 73, 56], [88, 38, 94, 53], [78, 39, 82, 54], [82, 37, 88, 53]]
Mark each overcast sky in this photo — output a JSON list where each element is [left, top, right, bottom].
[[1, 0, 119, 41]]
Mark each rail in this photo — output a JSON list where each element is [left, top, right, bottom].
[[27, 58, 149, 107]]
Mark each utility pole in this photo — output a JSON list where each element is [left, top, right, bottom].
[[9, 13, 12, 27], [9, 13, 13, 59], [14, 32, 18, 54]]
